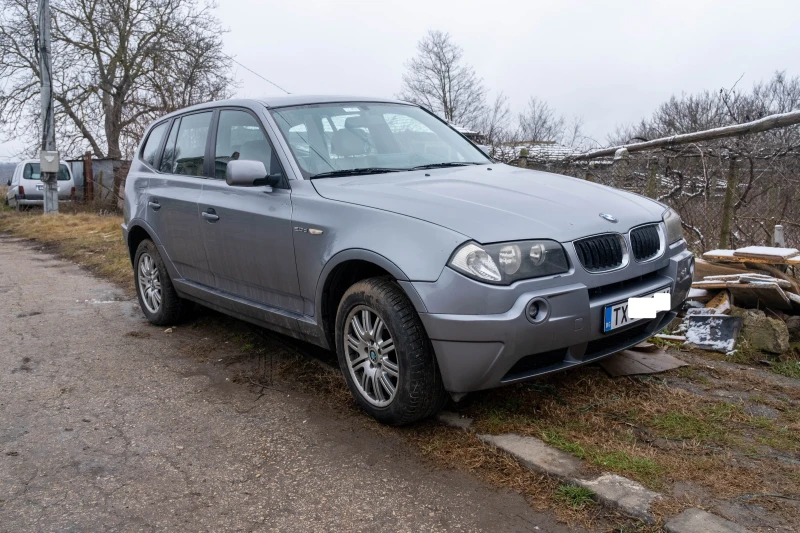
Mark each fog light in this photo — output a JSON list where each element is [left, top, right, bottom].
[[525, 297, 550, 324]]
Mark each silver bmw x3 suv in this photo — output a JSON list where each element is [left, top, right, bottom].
[[123, 96, 694, 425]]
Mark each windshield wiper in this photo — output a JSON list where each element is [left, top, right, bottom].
[[409, 162, 483, 170], [311, 168, 404, 179]]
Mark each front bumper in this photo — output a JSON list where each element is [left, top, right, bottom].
[[414, 242, 694, 393]]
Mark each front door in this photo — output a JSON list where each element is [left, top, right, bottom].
[[198, 109, 302, 313], [147, 112, 215, 286]]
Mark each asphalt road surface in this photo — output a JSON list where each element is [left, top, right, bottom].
[[0, 235, 581, 533]]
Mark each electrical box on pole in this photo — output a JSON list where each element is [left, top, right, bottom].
[[38, 0, 58, 214]]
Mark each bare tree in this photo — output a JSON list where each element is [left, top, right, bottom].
[[0, 0, 234, 160], [518, 97, 565, 143], [474, 91, 511, 145], [398, 30, 487, 128]]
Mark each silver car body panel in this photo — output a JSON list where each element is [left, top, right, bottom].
[[123, 97, 692, 393]]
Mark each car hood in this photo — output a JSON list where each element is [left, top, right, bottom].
[[311, 164, 666, 243]]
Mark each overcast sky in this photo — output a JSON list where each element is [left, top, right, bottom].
[[1, 0, 798, 160]]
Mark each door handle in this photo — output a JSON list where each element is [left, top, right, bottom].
[[202, 209, 219, 222], [148, 200, 161, 211]]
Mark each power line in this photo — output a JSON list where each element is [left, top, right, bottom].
[[223, 54, 291, 95]]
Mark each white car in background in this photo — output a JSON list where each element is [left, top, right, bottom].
[[5, 159, 76, 208]]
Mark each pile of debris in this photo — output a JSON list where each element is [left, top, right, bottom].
[[662, 246, 800, 355]]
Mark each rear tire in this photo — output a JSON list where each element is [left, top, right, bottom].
[[335, 277, 448, 425], [134, 239, 186, 326]]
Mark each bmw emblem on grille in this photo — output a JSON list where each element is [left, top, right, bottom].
[[599, 213, 618, 223]]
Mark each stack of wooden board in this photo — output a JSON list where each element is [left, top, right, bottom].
[[692, 246, 800, 312]]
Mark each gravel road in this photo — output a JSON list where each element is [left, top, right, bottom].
[[0, 235, 580, 532]]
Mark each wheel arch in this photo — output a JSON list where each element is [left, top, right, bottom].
[[316, 249, 421, 351], [125, 219, 160, 264]]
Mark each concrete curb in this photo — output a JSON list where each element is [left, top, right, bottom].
[[436, 412, 754, 532], [664, 508, 753, 533]]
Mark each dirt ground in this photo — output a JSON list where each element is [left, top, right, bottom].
[[0, 234, 588, 532]]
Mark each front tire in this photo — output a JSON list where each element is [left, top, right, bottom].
[[134, 239, 186, 326], [335, 277, 448, 425]]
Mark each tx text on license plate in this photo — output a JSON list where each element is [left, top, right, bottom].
[[603, 287, 670, 333]]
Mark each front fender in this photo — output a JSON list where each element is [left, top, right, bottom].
[[313, 249, 415, 321], [289, 180, 468, 317]]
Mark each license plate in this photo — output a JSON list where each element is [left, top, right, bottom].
[[603, 287, 670, 333], [36, 184, 44, 190]]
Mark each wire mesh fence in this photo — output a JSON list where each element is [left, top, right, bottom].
[[503, 146, 800, 253]]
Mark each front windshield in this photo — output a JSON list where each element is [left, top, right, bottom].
[[269, 102, 490, 178]]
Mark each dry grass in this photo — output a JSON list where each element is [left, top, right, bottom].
[[453, 362, 800, 527], [0, 210, 131, 290]]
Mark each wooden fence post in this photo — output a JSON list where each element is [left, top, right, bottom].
[[718, 157, 738, 249], [82, 151, 93, 203]]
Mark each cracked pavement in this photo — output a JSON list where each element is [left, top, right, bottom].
[[0, 235, 581, 532]]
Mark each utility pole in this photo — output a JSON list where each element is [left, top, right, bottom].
[[38, 0, 58, 214]]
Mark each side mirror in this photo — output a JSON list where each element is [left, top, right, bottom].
[[6, 179, 10, 187], [226, 159, 267, 187], [225, 159, 281, 189]]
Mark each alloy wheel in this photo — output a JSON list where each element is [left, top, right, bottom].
[[137, 252, 162, 314], [344, 305, 399, 407]]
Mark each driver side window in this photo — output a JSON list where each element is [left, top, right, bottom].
[[214, 110, 284, 185]]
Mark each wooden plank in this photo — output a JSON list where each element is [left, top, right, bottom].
[[739, 276, 792, 289], [694, 274, 791, 290], [788, 292, 800, 313], [694, 258, 747, 280], [704, 273, 774, 281], [704, 290, 731, 314], [726, 281, 792, 310], [632, 342, 659, 352], [599, 349, 688, 377], [688, 288, 711, 302], [733, 246, 799, 260], [692, 280, 742, 289], [704, 250, 800, 266], [654, 334, 687, 342], [743, 262, 800, 295]]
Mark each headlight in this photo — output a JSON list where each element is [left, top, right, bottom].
[[448, 240, 570, 285], [663, 208, 683, 244]]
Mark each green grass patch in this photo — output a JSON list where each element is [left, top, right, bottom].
[[540, 430, 587, 459], [541, 430, 663, 487], [651, 411, 721, 441], [756, 427, 800, 453], [591, 450, 662, 485], [771, 361, 800, 380], [555, 484, 595, 509]]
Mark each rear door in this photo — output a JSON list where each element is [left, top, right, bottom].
[[198, 108, 302, 313], [146, 112, 215, 286]]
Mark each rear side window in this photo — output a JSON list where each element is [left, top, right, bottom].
[[171, 112, 212, 176], [141, 122, 168, 168], [213, 110, 283, 182], [23, 163, 71, 181], [160, 119, 180, 173]]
